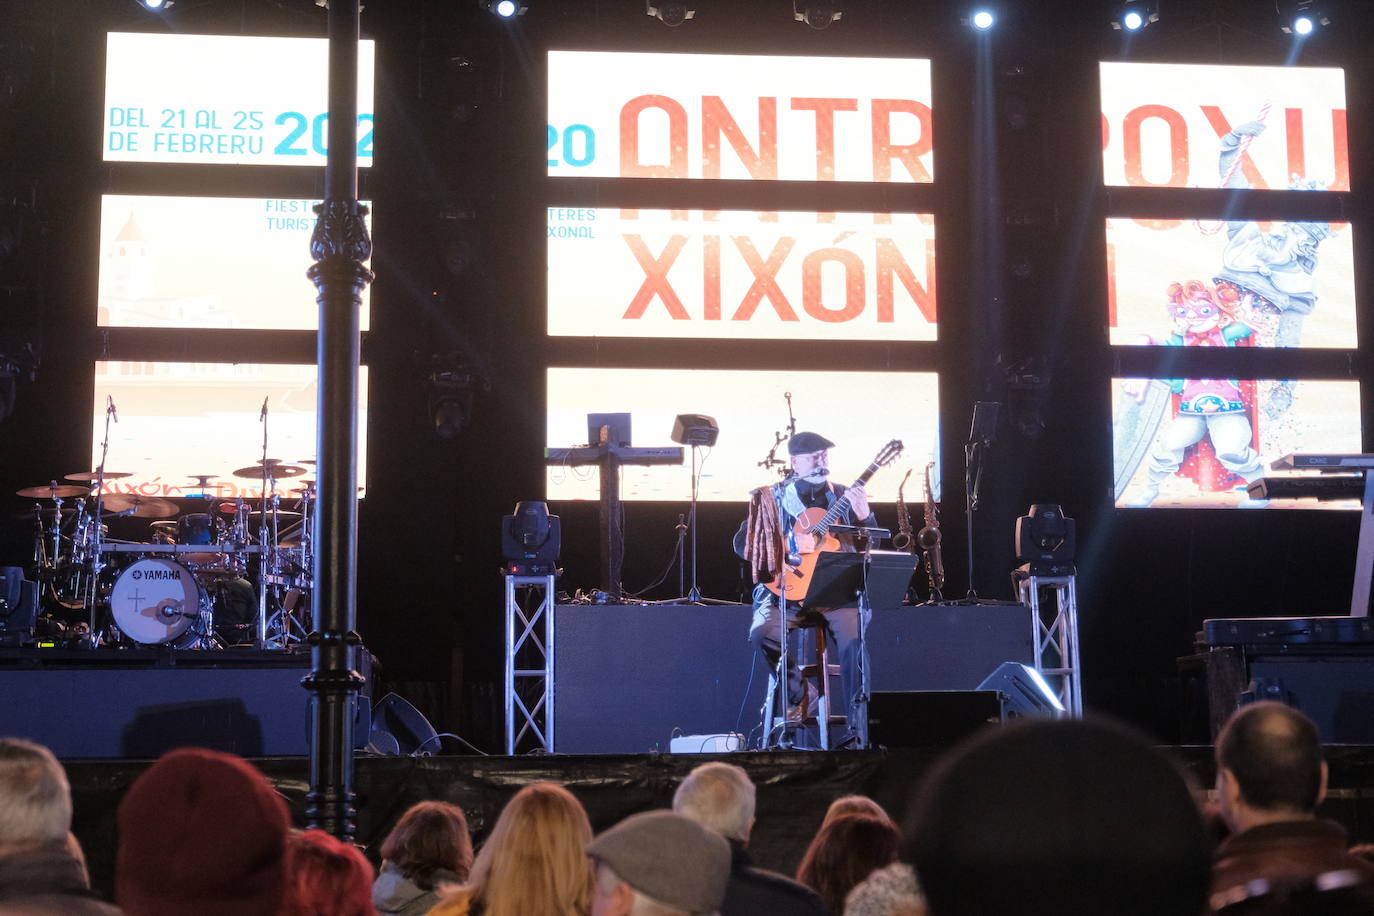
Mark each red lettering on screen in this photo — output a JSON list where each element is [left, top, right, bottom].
[[732, 236, 800, 321], [802, 248, 866, 322], [703, 234, 721, 320], [1200, 106, 1268, 189], [872, 99, 933, 183], [620, 95, 689, 178], [703, 96, 778, 180], [622, 234, 690, 319], [1332, 109, 1349, 191], [790, 97, 858, 180], [1122, 105, 1188, 187], [876, 238, 936, 323]]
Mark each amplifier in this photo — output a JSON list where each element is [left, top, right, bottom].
[[1204, 616, 1374, 646]]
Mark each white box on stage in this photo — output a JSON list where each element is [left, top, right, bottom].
[[670, 733, 745, 754]]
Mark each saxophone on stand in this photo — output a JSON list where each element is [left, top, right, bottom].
[[917, 461, 944, 600]]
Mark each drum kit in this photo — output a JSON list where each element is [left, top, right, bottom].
[[14, 397, 325, 650], [16, 462, 317, 650]]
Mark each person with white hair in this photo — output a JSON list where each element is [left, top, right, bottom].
[[672, 762, 826, 916], [0, 737, 121, 914]]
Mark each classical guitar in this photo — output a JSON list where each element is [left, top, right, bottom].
[[764, 439, 904, 601]]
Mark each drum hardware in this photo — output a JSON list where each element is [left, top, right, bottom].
[[15, 483, 91, 499], [108, 557, 219, 648], [99, 493, 178, 518], [232, 463, 308, 479], [64, 471, 133, 482]]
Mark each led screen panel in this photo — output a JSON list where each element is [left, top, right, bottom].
[[547, 51, 932, 182], [548, 208, 936, 341], [1107, 218, 1356, 349], [104, 33, 376, 167], [1100, 62, 1348, 191], [546, 367, 938, 502], [98, 195, 372, 331], [1112, 377, 1359, 509], [92, 362, 369, 500]]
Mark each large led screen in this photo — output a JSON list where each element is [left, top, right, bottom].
[[547, 51, 933, 182], [99, 195, 373, 331], [1107, 218, 1356, 349], [546, 367, 938, 502], [104, 33, 376, 167], [548, 208, 936, 341], [1100, 62, 1347, 191], [92, 362, 369, 500], [1112, 377, 1359, 509]]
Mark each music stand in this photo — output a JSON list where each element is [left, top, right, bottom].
[[800, 549, 918, 748]]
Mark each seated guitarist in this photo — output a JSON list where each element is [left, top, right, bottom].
[[743, 431, 876, 743]]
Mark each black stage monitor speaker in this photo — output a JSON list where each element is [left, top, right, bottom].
[[868, 690, 1004, 748], [369, 692, 440, 756], [976, 661, 1065, 718], [671, 413, 719, 447]]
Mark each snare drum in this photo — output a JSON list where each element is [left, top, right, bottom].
[[110, 557, 210, 645]]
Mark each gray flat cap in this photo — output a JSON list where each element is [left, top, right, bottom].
[[788, 431, 835, 456], [588, 810, 731, 913]]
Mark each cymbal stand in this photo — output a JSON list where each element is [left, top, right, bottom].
[[256, 398, 276, 648], [85, 398, 117, 644]]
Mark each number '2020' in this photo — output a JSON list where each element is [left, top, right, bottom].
[[274, 112, 375, 158]]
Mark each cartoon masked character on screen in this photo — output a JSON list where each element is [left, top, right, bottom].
[[1122, 279, 1265, 508]]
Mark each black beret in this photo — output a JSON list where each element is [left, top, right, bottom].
[[788, 431, 835, 455]]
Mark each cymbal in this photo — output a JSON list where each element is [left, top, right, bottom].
[[247, 510, 303, 524], [100, 493, 178, 518], [297, 459, 317, 466], [149, 520, 178, 532], [64, 471, 133, 482], [187, 474, 218, 487], [232, 464, 308, 479], [16, 484, 90, 499]]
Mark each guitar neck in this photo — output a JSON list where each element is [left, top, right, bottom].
[[808, 461, 879, 535]]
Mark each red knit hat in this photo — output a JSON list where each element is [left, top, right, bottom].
[[116, 747, 291, 916]]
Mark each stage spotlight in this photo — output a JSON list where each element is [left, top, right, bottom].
[[647, 0, 695, 25], [968, 8, 995, 30], [140, 0, 173, 9], [501, 501, 561, 576], [793, 0, 842, 29], [482, 0, 527, 18], [1280, 0, 1327, 33], [1111, 0, 1158, 31]]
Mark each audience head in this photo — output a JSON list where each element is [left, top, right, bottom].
[[461, 781, 593, 916], [903, 717, 1210, 916], [588, 809, 731, 916], [0, 738, 72, 855], [282, 829, 377, 916], [797, 812, 901, 914], [116, 747, 291, 916], [379, 800, 473, 888], [821, 794, 893, 830], [672, 761, 755, 844], [1215, 701, 1326, 830]]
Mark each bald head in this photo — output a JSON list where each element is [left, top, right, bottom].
[[1216, 701, 1324, 816]]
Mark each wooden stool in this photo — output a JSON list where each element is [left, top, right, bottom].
[[763, 614, 847, 750]]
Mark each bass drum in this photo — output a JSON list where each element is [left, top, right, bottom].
[[110, 557, 210, 646]]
